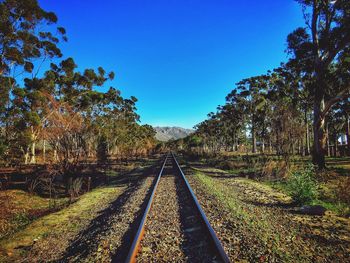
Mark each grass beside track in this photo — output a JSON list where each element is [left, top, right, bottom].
[[192, 169, 350, 262], [194, 171, 296, 261], [265, 179, 350, 216], [0, 186, 125, 261], [189, 153, 350, 217], [0, 190, 69, 240], [0, 157, 158, 262]]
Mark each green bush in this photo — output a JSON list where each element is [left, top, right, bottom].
[[287, 165, 318, 204], [97, 134, 108, 164], [12, 212, 31, 228]]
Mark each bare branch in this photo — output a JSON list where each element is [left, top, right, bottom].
[[321, 87, 350, 118]]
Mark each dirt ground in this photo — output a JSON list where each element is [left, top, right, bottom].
[[185, 162, 350, 262], [1, 155, 349, 262], [0, 160, 158, 262]]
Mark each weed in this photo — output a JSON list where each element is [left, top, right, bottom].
[[194, 172, 293, 261], [28, 177, 41, 195], [68, 178, 83, 200], [106, 170, 119, 178], [286, 164, 318, 204], [12, 213, 31, 229]]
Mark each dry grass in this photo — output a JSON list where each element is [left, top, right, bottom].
[[261, 159, 290, 178], [193, 171, 350, 261], [0, 190, 68, 240], [0, 186, 124, 261]]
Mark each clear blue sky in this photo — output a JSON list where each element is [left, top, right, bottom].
[[39, 0, 305, 129]]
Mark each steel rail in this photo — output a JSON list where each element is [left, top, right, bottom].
[[171, 152, 231, 263], [125, 153, 169, 263], [125, 152, 230, 263]]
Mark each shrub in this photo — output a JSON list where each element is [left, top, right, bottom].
[[261, 160, 278, 178], [12, 212, 31, 228], [287, 164, 318, 204], [97, 134, 108, 164], [68, 177, 83, 200], [219, 160, 237, 170], [28, 176, 41, 195]]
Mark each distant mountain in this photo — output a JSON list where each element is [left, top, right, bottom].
[[154, 126, 194, 141]]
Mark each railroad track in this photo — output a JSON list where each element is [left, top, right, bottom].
[[125, 152, 230, 263]]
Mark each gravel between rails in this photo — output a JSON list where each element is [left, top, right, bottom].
[[138, 160, 221, 263]]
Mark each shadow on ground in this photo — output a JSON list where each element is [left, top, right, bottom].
[[173, 160, 220, 262], [55, 163, 159, 262], [111, 164, 162, 262]]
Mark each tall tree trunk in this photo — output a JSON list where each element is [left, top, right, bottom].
[[326, 124, 330, 157], [232, 132, 236, 152], [308, 121, 312, 155], [312, 80, 326, 169], [346, 115, 350, 156], [305, 110, 310, 155], [334, 132, 338, 157], [252, 123, 257, 153], [261, 138, 265, 153], [43, 139, 46, 163], [24, 150, 29, 164], [53, 141, 59, 162], [30, 128, 36, 164], [30, 141, 36, 164], [276, 129, 281, 155]]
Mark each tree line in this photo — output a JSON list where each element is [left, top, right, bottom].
[[0, 0, 156, 168], [181, 0, 350, 169]]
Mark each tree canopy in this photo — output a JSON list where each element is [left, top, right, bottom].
[[178, 0, 350, 170], [0, 0, 156, 166]]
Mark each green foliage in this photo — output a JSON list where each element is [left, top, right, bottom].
[[0, 135, 7, 159], [177, 0, 350, 171], [97, 134, 108, 164], [287, 165, 318, 204], [188, 135, 202, 147], [0, 0, 66, 75], [12, 213, 31, 229], [312, 200, 350, 217]]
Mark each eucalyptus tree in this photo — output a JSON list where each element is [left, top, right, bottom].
[[288, 0, 350, 168], [227, 75, 269, 153], [326, 103, 347, 156], [194, 116, 219, 153], [43, 58, 117, 167], [0, 0, 66, 161], [284, 59, 314, 155], [267, 64, 305, 157], [9, 76, 56, 163], [218, 102, 245, 151], [339, 98, 350, 154], [129, 124, 156, 156], [185, 134, 203, 153], [187, 1, 350, 164], [198, 113, 220, 152], [0, 0, 66, 74]]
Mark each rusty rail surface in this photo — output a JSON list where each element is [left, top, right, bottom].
[[171, 152, 230, 263], [125, 153, 169, 263], [125, 152, 230, 263]]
